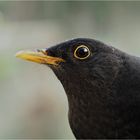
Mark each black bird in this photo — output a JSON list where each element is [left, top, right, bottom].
[[16, 38, 140, 139]]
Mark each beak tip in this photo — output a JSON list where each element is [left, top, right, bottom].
[[15, 51, 25, 58], [15, 51, 21, 57]]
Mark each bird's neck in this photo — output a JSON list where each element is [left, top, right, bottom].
[[62, 77, 116, 139]]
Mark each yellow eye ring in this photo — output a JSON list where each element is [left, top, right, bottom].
[[74, 45, 91, 60]]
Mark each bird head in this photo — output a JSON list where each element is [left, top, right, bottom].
[[16, 38, 122, 98]]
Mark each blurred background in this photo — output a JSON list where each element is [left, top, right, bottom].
[[0, 1, 140, 139]]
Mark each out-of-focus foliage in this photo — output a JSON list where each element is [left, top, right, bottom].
[[0, 1, 140, 138]]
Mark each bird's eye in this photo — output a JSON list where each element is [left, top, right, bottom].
[[74, 45, 90, 60]]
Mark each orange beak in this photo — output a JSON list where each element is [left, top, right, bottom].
[[16, 49, 65, 66]]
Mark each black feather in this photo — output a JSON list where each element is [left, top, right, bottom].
[[47, 38, 140, 139]]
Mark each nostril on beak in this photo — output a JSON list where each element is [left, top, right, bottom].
[[37, 49, 48, 55]]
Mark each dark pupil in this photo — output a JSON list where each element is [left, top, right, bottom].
[[76, 47, 89, 58]]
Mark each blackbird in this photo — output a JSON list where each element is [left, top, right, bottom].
[[16, 38, 140, 139]]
